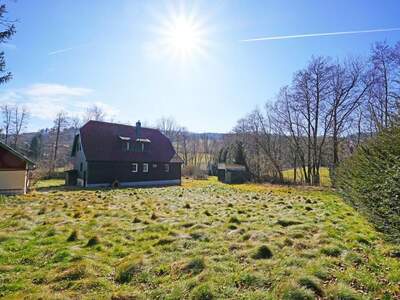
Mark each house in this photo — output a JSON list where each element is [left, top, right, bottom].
[[67, 120, 184, 188], [217, 163, 248, 184], [0, 140, 35, 194]]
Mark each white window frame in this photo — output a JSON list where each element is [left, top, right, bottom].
[[143, 163, 149, 173], [164, 163, 169, 172], [131, 163, 138, 173]]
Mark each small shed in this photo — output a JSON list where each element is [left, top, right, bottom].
[[217, 163, 248, 184], [65, 169, 78, 186], [0, 141, 35, 194]]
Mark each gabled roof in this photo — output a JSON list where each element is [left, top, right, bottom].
[[77, 120, 183, 163], [0, 140, 36, 168]]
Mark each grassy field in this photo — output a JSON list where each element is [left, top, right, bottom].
[[0, 178, 399, 299], [283, 167, 331, 187]]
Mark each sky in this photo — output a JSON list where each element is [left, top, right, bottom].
[[1, 0, 400, 133]]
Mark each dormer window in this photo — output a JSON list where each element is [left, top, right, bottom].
[[119, 136, 151, 152], [119, 136, 131, 151]]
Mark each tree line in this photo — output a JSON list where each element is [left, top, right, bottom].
[[223, 40, 400, 185]]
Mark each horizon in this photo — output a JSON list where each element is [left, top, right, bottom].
[[1, 0, 400, 133]]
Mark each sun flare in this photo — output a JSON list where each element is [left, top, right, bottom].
[[154, 8, 209, 63], [166, 16, 201, 55]]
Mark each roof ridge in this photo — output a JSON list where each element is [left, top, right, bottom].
[[83, 120, 159, 132]]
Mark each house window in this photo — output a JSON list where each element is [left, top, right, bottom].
[[153, 164, 158, 168], [80, 162, 83, 172], [164, 164, 169, 172], [132, 142, 145, 152], [132, 163, 138, 173], [143, 163, 148, 173]]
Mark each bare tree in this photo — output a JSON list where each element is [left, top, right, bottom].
[[180, 128, 189, 164], [84, 104, 106, 122], [70, 116, 81, 130], [368, 42, 399, 129], [328, 58, 370, 169], [12, 105, 29, 148], [156, 116, 184, 155], [1, 104, 12, 144], [51, 111, 69, 172]]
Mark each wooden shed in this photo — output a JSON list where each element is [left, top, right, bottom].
[[217, 163, 248, 184], [0, 141, 35, 194]]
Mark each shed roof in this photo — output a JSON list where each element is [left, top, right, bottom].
[[217, 163, 246, 171], [0, 140, 35, 169]]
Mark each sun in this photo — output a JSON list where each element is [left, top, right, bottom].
[[154, 7, 209, 63], [166, 16, 201, 56]]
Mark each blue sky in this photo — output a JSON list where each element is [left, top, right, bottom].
[[1, 0, 400, 133]]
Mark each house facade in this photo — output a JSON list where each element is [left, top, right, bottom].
[[0, 141, 35, 194], [67, 120, 183, 188]]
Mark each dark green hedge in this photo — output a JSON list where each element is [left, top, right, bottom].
[[335, 126, 400, 241]]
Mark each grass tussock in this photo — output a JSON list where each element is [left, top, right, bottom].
[[86, 236, 100, 247], [252, 245, 273, 259], [190, 283, 214, 300], [53, 263, 89, 282], [67, 229, 78, 242], [115, 257, 143, 284], [0, 177, 398, 298], [181, 257, 206, 275]]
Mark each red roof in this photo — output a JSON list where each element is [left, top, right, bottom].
[[0, 140, 35, 170], [79, 120, 182, 163]]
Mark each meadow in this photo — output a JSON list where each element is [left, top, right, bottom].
[[0, 178, 399, 299], [282, 167, 331, 187]]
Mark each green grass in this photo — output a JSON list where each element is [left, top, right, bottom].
[[34, 179, 65, 189], [283, 167, 331, 187], [0, 177, 399, 298]]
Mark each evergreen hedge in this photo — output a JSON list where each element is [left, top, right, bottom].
[[335, 126, 400, 241]]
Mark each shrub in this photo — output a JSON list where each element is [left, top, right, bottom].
[[252, 245, 273, 259], [182, 166, 208, 180], [335, 126, 400, 240]]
